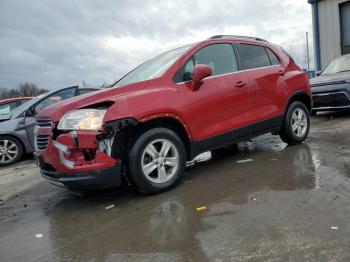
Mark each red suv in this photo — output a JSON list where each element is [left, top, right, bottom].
[[35, 35, 312, 194]]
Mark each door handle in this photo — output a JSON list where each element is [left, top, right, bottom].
[[235, 81, 246, 88], [278, 69, 286, 76]]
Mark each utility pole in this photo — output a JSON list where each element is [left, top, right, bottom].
[[306, 32, 310, 72]]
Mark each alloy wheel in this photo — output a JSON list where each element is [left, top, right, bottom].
[[291, 108, 308, 138], [141, 138, 180, 184], [0, 139, 19, 164]]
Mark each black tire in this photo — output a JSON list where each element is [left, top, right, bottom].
[[128, 127, 187, 194], [0, 135, 24, 166], [279, 101, 310, 145]]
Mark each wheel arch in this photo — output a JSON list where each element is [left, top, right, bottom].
[[285, 91, 312, 113], [109, 115, 193, 161], [138, 116, 192, 160], [0, 133, 27, 151]]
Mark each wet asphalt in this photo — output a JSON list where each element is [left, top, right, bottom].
[[1, 112, 350, 262]]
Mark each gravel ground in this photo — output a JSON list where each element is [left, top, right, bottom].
[[0, 158, 40, 205]]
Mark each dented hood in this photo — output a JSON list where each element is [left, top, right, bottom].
[[38, 81, 149, 122]]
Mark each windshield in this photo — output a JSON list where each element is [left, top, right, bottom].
[[9, 93, 46, 117], [115, 44, 193, 87], [322, 55, 350, 75]]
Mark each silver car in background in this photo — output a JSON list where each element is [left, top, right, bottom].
[[0, 86, 100, 166]]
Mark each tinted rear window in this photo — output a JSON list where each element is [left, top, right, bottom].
[[238, 44, 271, 69]]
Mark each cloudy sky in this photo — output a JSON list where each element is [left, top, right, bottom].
[[0, 0, 313, 90]]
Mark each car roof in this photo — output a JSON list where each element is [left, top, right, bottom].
[[208, 35, 268, 42], [195, 35, 276, 50], [0, 97, 33, 104]]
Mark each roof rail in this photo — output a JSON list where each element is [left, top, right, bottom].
[[209, 35, 268, 42]]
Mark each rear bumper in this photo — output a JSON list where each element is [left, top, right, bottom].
[[35, 152, 123, 189]]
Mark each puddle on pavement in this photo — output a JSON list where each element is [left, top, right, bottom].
[[1, 115, 350, 261]]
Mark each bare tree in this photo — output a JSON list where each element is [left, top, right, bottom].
[[18, 82, 48, 97], [0, 82, 48, 99]]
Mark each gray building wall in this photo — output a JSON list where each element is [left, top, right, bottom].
[[317, 0, 349, 69]]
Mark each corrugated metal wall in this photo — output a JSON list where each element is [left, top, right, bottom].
[[340, 1, 350, 54], [318, 0, 350, 69]]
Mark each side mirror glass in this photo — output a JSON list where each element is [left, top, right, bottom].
[[192, 64, 212, 90]]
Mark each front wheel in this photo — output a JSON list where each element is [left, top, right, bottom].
[[279, 101, 310, 145], [0, 136, 23, 166], [128, 128, 187, 194]]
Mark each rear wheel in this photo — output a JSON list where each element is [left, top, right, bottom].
[[0, 136, 23, 166], [280, 101, 310, 145], [128, 128, 186, 194]]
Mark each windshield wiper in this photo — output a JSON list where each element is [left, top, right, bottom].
[[336, 70, 350, 74]]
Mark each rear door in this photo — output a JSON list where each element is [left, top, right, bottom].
[[237, 43, 286, 123], [177, 43, 252, 141]]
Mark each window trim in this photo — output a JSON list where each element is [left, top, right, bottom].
[[176, 64, 281, 85], [174, 42, 284, 85]]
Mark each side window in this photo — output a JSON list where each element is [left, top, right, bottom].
[[193, 44, 239, 76], [265, 48, 281, 65], [178, 44, 239, 82], [34, 87, 76, 114], [183, 58, 195, 81], [238, 44, 271, 69], [0, 102, 17, 115]]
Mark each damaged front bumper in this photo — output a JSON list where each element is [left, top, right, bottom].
[[36, 130, 123, 190]]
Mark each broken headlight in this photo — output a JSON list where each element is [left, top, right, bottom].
[[57, 109, 106, 131]]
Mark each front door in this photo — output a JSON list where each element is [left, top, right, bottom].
[[178, 43, 252, 141]]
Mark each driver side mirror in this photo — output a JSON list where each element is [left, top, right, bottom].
[[192, 64, 212, 91]]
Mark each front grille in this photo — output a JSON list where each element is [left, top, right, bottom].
[[313, 92, 350, 109], [35, 117, 52, 151], [36, 118, 52, 128], [35, 135, 50, 151]]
